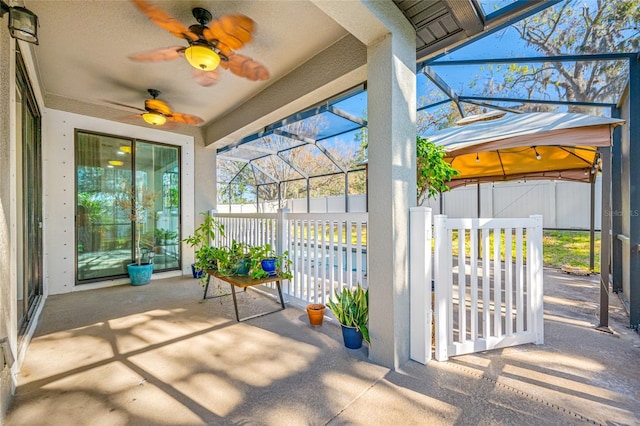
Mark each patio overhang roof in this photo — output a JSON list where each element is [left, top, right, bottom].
[[426, 112, 625, 188]]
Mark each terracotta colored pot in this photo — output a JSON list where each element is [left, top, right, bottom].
[[306, 303, 326, 326]]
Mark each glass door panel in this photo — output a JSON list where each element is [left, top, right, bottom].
[[135, 141, 180, 271], [16, 47, 43, 338], [76, 133, 133, 282]]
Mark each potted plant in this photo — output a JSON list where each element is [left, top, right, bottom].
[[183, 213, 225, 285], [306, 303, 326, 326], [165, 229, 178, 244], [248, 243, 292, 280], [326, 283, 370, 349], [211, 240, 250, 276], [115, 184, 158, 285]]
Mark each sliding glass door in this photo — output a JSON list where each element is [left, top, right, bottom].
[[135, 141, 180, 270], [75, 132, 180, 283], [16, 47, 42, 336]]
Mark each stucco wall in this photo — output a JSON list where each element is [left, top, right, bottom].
[[42, 110, 198, 295]]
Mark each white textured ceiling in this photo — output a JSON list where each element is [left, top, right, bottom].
[[25, 0, 348, 134]]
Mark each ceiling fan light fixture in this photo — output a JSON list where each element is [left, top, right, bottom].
[[142, 112, 167, 126], [185, 44, 220, 71]]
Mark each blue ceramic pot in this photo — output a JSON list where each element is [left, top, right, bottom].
[[341, 324, 363, 349], [261, 258, 277, 276], [127, 262, 154, 285], [191, 263, 204, 278]]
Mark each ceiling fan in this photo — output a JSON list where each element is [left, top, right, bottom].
[[107, 89, 204, 126], [129, 0, 270, 87]]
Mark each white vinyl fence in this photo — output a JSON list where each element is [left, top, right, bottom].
[[432, 214, 544, 361], [213, 208, 543, 363], [409, 208, 544, 364], [211, 210, 367, 308]]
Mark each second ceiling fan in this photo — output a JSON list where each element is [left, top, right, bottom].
[[129, 0, 270, 87], [107, 89, 204, 127]]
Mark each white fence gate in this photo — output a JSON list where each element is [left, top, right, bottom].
[[409, 208, 544, 364], [433, 214, 544, 361]]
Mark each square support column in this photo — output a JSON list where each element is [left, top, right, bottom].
[[367, 27, 416, 368], [611, 107, 623, 293], [628, 56, 640, 329]]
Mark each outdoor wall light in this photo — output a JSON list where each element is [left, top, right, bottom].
[[142, 112, 167, 126], [475, 153, 480, 163], [533, 146, 542, 160], [184, 43, 221, 71], [0, 1, 39, 45]]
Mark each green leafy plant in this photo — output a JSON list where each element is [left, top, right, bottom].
[[358, 134, 459, 205], [326, 283, 370, 344], [248, 243, 293, 280], [164, 229, 178, 242], [416, 136, 459, 205], [155, 228, 166, 245], [216, 240, 251, 276], [183, 213, 225, 284]]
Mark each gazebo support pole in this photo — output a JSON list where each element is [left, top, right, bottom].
[[598, 146, 612, 332], [590, 176, 595, 271]]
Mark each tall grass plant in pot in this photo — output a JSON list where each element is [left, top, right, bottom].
[[326, 284, 369, 349]]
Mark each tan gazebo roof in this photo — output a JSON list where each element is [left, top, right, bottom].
[[426, 112, 625, 188]]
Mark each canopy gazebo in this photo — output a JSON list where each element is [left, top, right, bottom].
[[426, 112, 624, 188]]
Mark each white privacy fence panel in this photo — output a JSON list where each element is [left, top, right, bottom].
[[423, 178, 601, 229], [433, 215, 544, 361], [210, 210, 368, 307]]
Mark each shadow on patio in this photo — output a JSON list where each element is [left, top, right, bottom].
[[5, 270, 640, 425]]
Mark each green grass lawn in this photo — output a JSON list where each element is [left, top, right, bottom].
[[448, 229, 600, 273], [543, 230, 600, 273]]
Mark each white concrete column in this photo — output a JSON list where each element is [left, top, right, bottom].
[[295, 1, 416, 368], [367, 29, 416, 367]]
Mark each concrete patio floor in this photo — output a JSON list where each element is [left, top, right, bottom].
[[5, 269, 640, 425]]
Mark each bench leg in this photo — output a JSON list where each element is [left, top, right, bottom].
[[230, 284, 240, 322], [276, 281, 285, 309], [203, 274, 211, 300]]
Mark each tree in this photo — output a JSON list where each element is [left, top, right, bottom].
[[495, 0, 640, 112]]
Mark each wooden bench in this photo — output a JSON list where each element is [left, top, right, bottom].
[[203, 271, 285, 322]]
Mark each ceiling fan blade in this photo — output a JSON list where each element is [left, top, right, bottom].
[[215, 42, 233, 58], [221, 54, 270, 81], [192, 68, 220, 87], [103, 100, 146, 113], [167, 112, 204, 126], [121, 113, 144, 121], [204, 15, 255, 50], [145, 98, 172, 115], [128, 46, 185, 62], [132, 0, 198, 41]]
